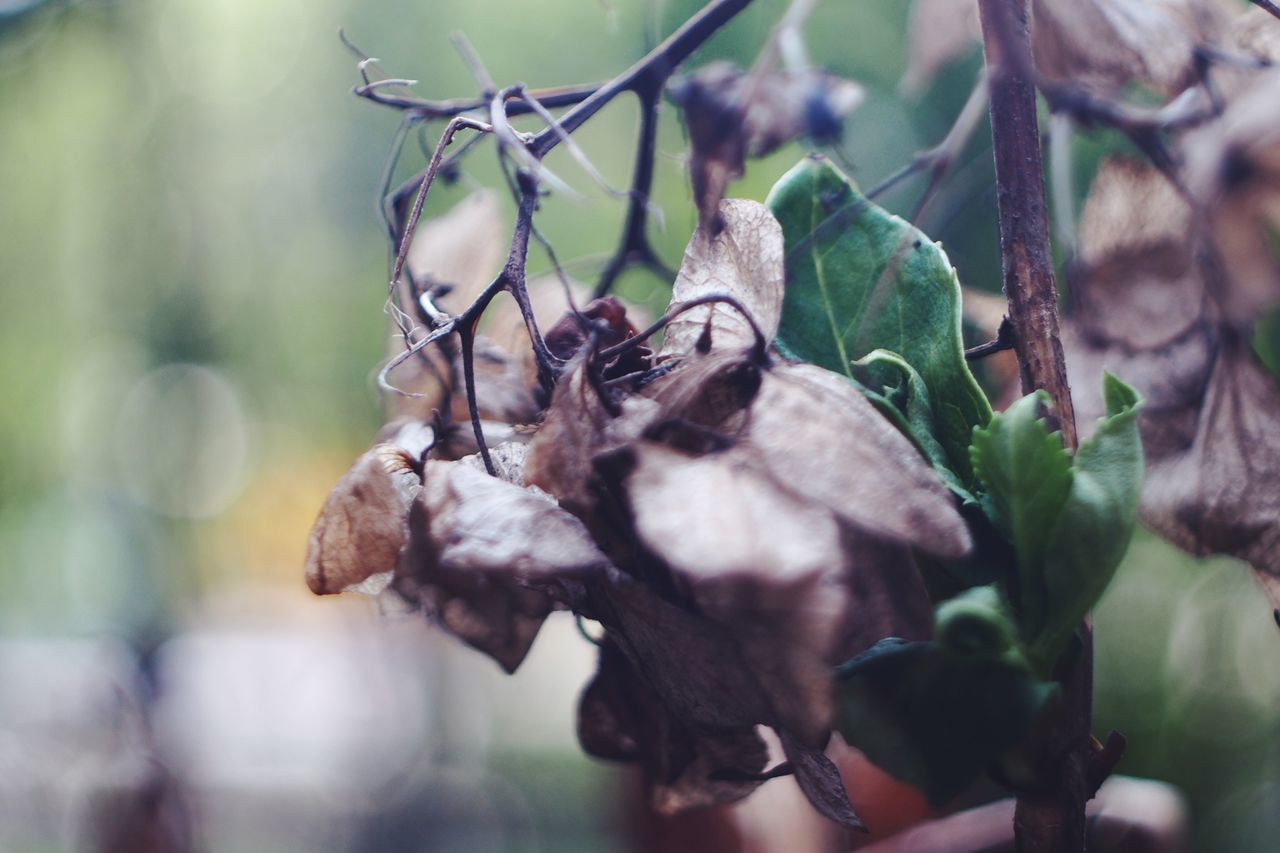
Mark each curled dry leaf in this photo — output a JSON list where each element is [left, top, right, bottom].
[[305, 444, 420, 596], [1065, 157, 1280, 606], [397, 458, 612, 672], [1183, 70, 1280, 329], [310, 189, 967, 827], [1031, 0, 1229, 95], [578, 639, 770, 811], [659, 199, 785, 361], [669, 61, 863, 227], [621, 440, 848, 746], [523, 353, 659, 529], [899, 0, 1231, 95], [750, 363, 972, 560]]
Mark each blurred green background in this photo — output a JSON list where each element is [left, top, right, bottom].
[[0, 0, 1276, 851]]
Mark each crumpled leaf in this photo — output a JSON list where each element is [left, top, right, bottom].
[[523, 353, 659, 530], [1031, 0, 1229, 95], [544, 296, 653, 382], [620, 440, 847, 746], [658, 199, 785, 360], [1183, 70, 1280, 329], [397, 458, 611, 672], [600, 353, 959, 750], [305, 444, 420, 596], [1131, 341, 1280, 606], [669, 61, 863, 228], [834, 587, 1055, 808], [768, 155, 992, 485], [580, 569, 873, 829], [751, 363, 972, 559], [971, 376, 1143, 672], [899, 0, 1231, 96], [777, 731, 866, 832], [1065, 157, 1280, 609], [577, 638, 770, 811]]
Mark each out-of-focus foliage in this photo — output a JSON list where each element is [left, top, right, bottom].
[[2, 1, 1278, 851]]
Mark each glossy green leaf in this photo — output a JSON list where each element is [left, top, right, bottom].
[[834, 588, 1054, 807], [767, 155, 991, 483]]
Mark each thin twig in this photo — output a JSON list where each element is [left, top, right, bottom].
[[597, 292, 772, 362], [531, 0, 755, 155], [386, 116, 491, 343], [868, 71, 990, 222], [977, 3, 1085, 852], [365, 0, 758, 469], [1251, 0, 1280, 21], [965, 317, 1015, 361], [594, 85, 674, 297]]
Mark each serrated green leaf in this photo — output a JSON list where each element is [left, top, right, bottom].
[[970, 392, 1074, 638], [767, 155, 992, 483], [1027, 373, 1143, 671], [834, 590, 1053, 807]]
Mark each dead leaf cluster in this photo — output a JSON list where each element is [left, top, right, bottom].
[[1066, 151, 1280, 607], [900, 0, 1236, 96], [305, 196, 971, 826]]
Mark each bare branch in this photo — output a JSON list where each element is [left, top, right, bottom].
[[531, 0, 756, 154], [386, 116, 492, 343], [978, 3, 1085, 851], [1251, 0, 1280, 21]]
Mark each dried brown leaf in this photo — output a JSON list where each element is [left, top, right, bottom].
[[1032, 0, 1230, 95], [305, 444, 420, 596], [659, 200, 785, 361], [643, 348, 764, 436], [750, 363, 972, 559], [670, 62, 863, 227], [1066, 157, 1280, 607], [1183, 71, 1280, 328], [577, 639, 770, 810], [397, 458, 611, 671], [523, 354, 659, 526], [1141, 341, 1280, 604], [778, 731, 866, 832]]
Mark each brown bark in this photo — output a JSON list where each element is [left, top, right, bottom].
[[976, 1, 1090, 851]]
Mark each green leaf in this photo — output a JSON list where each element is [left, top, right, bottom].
[[851, 349, 975, 502], [1253, 306, 1280, 382], [1028, 373, 1143, 671], [970, 375, 1144, 674], [767, 155, 992, 483], [834, 589, 1054, 807], [970, 392, 1074, 638]]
